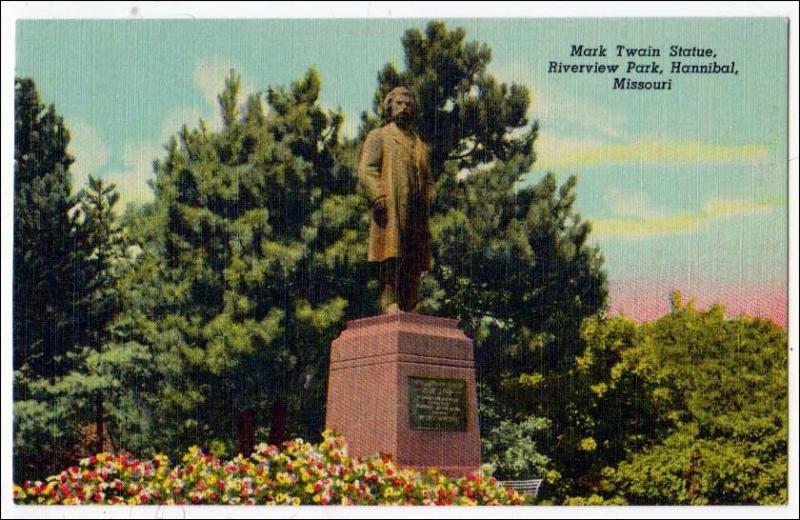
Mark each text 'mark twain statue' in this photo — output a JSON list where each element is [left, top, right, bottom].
[[357, 86, 434, 313]]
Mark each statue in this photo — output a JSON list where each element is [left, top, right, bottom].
[[357, 86, 434, 313]]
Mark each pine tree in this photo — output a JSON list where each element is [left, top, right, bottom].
[[14, 79, 138, 481], [13, 77, 78, 376], [72, 176, 127, 453], [113, 70, 371, 457], [364, 21, 607, 477]]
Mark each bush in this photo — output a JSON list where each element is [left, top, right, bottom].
[[14, 431, 528, 505]]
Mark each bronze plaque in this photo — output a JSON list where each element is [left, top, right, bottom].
[[408, 376, 467, 431]]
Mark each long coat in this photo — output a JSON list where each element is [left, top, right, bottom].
[[357, 122, 434, 272]]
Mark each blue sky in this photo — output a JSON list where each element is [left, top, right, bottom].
[[16, 18, 788, 323]]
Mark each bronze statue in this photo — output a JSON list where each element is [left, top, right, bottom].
[[357, 87, 434, 313]]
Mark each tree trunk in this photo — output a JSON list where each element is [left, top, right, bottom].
[[96, 391, 104, 454], [268, 399, 287, 446], [238, 408, 255, 456]]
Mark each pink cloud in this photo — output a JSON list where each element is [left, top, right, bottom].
[[608, 279, 787, 328]]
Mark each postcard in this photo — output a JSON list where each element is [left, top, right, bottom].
[[3, 3, 796, 516]]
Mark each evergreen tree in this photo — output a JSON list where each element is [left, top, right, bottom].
[[13, 77, 81, 481], [364, 21, 607, 479], [13, 77, 78, 376], [112, 70, 371, 458], [72, 177, 128, 453]]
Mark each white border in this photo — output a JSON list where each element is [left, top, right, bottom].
[[2, 2, 797, 519]]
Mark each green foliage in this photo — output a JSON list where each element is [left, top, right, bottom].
[[482, 416, 556, 482], [563, 295, 788, 504], [366, 22, 607, 494], [13, 79, 149, 483], [108, 69, 373, 460], [13, 77, 77, 376], [362, 21, 533, 176], [14, 23, 786, 505], [14, 23, 606, 493], [14, 167, 134, 482]]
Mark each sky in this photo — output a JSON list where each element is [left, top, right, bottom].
[[15, 17, 788, 326]]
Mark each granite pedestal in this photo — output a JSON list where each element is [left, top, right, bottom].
[[324, 312, 480, 476]]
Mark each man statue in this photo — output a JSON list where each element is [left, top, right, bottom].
[[357, 86, 434, 313]]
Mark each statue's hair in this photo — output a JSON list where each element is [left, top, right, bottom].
[[382, 86, 415, 118]]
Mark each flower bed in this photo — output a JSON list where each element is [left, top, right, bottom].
[[14, 431, 527, 505]]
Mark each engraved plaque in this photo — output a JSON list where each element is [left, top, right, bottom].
[[408, 376, 467, 431]]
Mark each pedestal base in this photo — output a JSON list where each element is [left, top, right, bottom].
[[325, 312, 481, 477]]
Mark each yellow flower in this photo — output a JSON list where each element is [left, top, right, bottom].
[[313, 493, 321, 503], [300, 470, 311, 482], [292, 497, 301, 505]]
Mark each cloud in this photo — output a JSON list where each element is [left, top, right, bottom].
[[605, 188, 656, 218], [102, 143, 162, 211], [193, 56, 257, 131], [590, 197, 776, 239], [534, 131, 770, 171], [530, 87, 626, 138], [67, 120, 109, 192], [95, 57, 260, 212], [702, 199, 778, 218], [159, 107, 206, 142]]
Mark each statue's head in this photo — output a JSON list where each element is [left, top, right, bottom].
[[383, 86, 416, 127]]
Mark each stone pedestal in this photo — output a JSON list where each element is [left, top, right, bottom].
[[324, 312, 481, 476]]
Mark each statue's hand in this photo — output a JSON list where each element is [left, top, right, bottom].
[[372, 197, 388, 227]]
